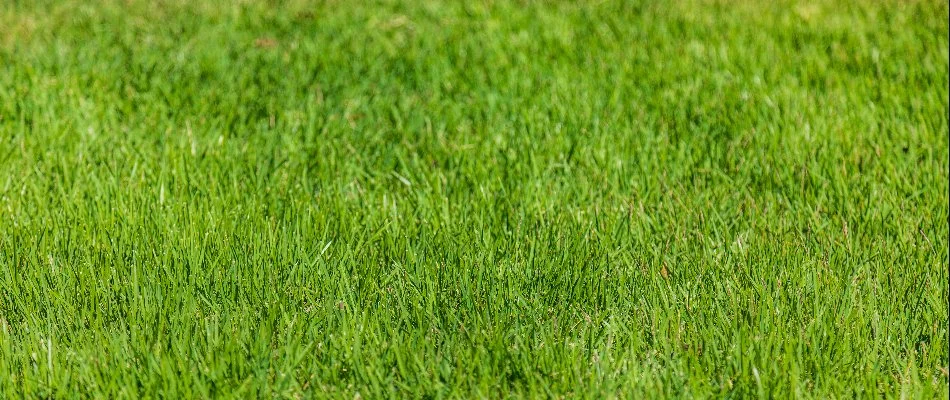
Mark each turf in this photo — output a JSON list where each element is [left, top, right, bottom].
[[0, 0, 948, 398]]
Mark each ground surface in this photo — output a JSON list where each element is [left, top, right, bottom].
[[1, 0, 948, 398]]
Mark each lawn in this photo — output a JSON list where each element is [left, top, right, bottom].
[[0, 0, 948, 397]]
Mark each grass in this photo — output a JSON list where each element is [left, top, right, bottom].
[[0, 0, 948, 397]]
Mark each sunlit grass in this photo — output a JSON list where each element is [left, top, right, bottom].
[[0, 0, 947, 397]]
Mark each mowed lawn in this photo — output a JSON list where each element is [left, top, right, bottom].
[[1, 0, 947, 397]]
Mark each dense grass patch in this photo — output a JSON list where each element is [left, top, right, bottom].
[[1, 0, 947, 397]]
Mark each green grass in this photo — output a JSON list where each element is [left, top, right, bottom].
[[1, 0, 948, 397]]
